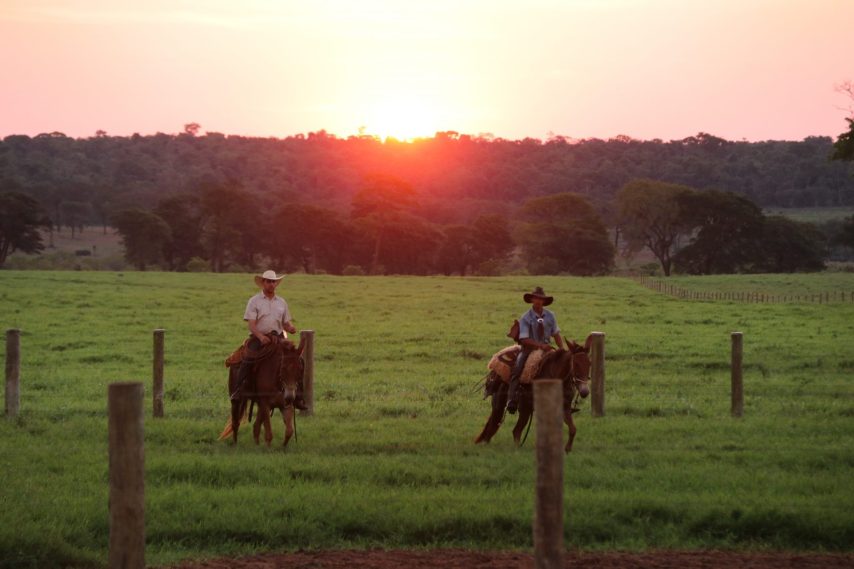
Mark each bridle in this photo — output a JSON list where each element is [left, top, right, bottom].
[[565, 348, 591, 413]]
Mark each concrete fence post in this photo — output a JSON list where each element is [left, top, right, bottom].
[[590, 331, 606, 418], [533, 379, 564, 569], [731, 332, 744, 418], [5, 329, 20, 419], [300, 330, 315, 416], [108, 382, 145, 569], [152, 329, 165, 418]]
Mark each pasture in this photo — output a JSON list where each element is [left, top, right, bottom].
[[0, 271, 852, 568]]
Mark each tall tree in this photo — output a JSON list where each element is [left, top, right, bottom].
[[516, 193, 614, 275], [154, 194, 204, 271], [351, 174, 417, 274], [673, 190, 765, 274], [617, 179, 695, 276], [756, 216, 826, 273], [198, 183, 255, 272], [0, 192, 51, 268], [112, 209, 172, 271]]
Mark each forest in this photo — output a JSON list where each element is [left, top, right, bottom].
[[1, 128, 853, 275]]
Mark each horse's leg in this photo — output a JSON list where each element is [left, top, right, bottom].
[[475, 383, 508, 444], [512, 389, 533, 445], [260, 400, 273, 447], [564, 410, 577, 453], [230, 400, 242, 444], [252, 400, 263, 445], [283, 406, 295, 447]]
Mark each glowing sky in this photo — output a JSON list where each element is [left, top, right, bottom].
[[1, 0, 851, 141]]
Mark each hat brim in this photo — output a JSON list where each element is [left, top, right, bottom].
[[524, 293, 553, 306], [254, 275, 284, 287]]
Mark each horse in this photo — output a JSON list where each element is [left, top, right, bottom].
[[220, 334, 305, 447], [474, 334, 592, 453]]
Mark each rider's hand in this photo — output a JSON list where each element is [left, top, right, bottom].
[[258, 335, 271, 345], [543, 343, 554, 351]]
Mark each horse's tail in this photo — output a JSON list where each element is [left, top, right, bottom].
[[218, 400, 248, 440]]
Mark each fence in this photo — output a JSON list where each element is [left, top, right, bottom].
[[634, 275, 854, 304]]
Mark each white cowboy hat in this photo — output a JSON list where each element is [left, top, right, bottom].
[[254, 270, 285, 287]]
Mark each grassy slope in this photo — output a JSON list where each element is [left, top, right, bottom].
[[0, 272, 852, 568]]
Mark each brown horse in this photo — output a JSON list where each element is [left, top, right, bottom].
[[222, 334, 305, 447], [474, 334, 592, 453]]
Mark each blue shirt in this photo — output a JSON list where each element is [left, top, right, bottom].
[[518, 308, 560, 344]]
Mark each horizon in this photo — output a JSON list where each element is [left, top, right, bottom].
[[1, 0, 852, 143]]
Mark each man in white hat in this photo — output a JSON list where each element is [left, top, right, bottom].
[[235, 270, 307, 410]]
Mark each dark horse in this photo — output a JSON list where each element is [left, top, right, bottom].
[[474, 334, 592, 453], [221, 334, 305, 447]]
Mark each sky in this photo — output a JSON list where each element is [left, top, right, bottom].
[[0, 0, 852, 142]]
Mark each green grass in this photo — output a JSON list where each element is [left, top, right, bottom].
[[0, 271, 853, 568], [763, 206, 854, 224], [663, 273, 854, 296]]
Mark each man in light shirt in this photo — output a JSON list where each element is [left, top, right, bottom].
[[236, 270, 307, 410]]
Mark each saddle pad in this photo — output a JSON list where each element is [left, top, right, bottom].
[[487, 345, 547, 384]]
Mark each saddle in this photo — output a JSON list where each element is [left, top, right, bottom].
[[224, 334, 290, 368], [486, 345, 548, 384]]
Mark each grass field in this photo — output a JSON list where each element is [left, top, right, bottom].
[[0, 271, 852, 568]]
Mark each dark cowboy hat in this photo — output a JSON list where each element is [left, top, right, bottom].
[[523, 286, 553, 306]]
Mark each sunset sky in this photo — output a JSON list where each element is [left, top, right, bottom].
[[1, 0, 852, 142]]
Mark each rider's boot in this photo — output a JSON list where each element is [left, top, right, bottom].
[[234, 360, 252, 401], [506, 349, 529, 414]]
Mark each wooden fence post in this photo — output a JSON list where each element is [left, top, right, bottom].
[[300, 330, 315, 416], [590, 331, 606, 418], [533, 379, 564, 569], [152, 329, 165, 418], [5, 329, 20, 419], [108, 382, 145, 569], [731, 332, 744, 418]]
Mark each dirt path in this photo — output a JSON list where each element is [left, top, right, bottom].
[[164, 549, 854, 569]]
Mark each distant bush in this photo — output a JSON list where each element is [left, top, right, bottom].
[[74, 249, 91, 257], [342, 265, 366, 276], [476, 259, 503, 276], [186, 257, 209, 272]]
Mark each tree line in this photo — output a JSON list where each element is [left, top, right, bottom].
[[2, 123, 853, 275]]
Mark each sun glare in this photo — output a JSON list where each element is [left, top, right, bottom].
[[363, 97, 440, 141]]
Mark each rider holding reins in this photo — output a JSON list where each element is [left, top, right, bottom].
[[236, 270, 308, 410], [506, 286, 565, 414]]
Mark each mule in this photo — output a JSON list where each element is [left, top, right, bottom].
[[221, 334, 305, 447], [474, 334, 592, 453]]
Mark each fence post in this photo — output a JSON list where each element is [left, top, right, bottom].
[[108, 382, 145, 569], [152, 329, 165, 418], [590, 331, 606, 418], [300, 330, 315, 416], [731, 332, 744, 418], [5, 329, 20, 419], [533, 379, 564, 569]]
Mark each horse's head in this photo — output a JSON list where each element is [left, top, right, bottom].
[[278, 335, 306, 405], [563, 334, 593, 398]]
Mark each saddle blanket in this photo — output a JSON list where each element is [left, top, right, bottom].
[[487, 345, 547, 384]]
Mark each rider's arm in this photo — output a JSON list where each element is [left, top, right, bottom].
[[283, 320, 297, 335], [247, 319, 270, 344], [552, 333, 565, 350]]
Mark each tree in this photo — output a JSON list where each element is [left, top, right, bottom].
[[617, 179, 695, 276], [516, 193, 614, 275], [265, 203, 354, 274], [435, 215, 514, 276], [0, 192, 51, 268], [154, 195, 204, 271], [832, 82, 854, 162], [112, 209, 172, 270], [838, 215, 854, 249], [351, 174, 417, 274], [198, 183, 256, 272], [673, 190, 765, 274], [756, 216, 826, 273]]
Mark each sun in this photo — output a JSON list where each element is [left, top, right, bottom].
[[363, 96, 440, 141]]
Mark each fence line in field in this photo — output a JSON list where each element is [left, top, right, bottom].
[[633, 275, 854, 304]]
